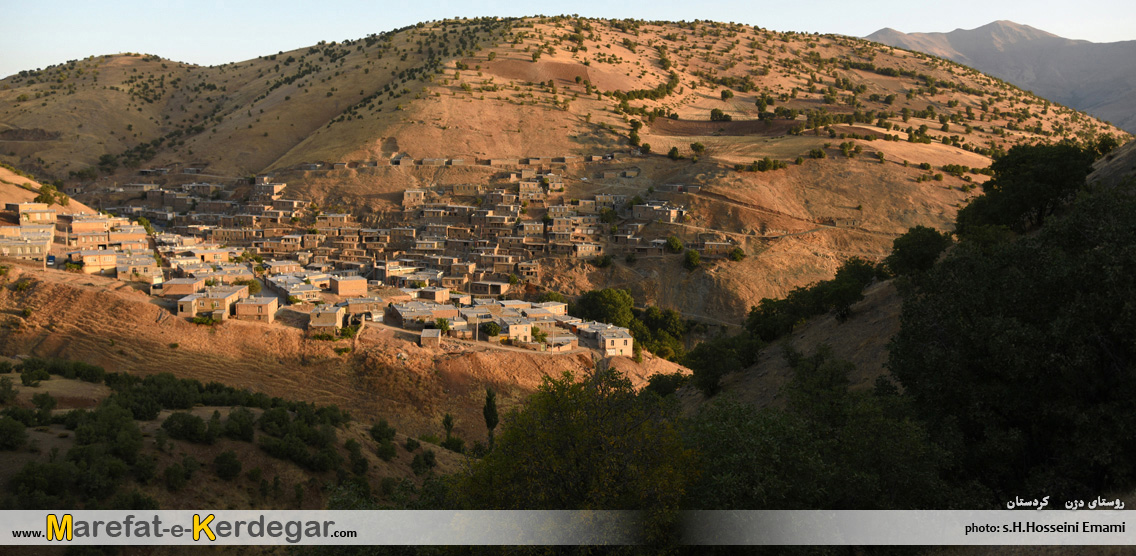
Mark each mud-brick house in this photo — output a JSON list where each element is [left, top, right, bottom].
[[420, 328, 442, 347], [309, 305, 346, 331], [330, 275, 368, 297], [234, 296, 279, 323]]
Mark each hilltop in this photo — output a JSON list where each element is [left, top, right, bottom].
[[867, 20, 1136, 132], [1, 17, 1125, 178]]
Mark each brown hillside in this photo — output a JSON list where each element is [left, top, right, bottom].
[[0, 264, 680, 441], [0, 166, 93, 214], [678, 280, 902, 414], [0, 17, 1125, 180], [0, 372, 467, 512], [1, 16, 1130, 334]]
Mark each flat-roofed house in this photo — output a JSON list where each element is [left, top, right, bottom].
[[190, 248, 231, 263], [598, 327, 634, 357], [309, 305, 346, 331], [403, 189, 427, 209], [19, 208, 56, 225], [234, 296, 279, 323], [416, 287, 451, 303], [420, 328, 442, 347], [266, 260, 302, 275], [153, 277, 206, 298], [345, 297, 385, 320], [67, 250, 118, 274], [174, 285, 248, 320], [499, 316, 533, 343], [470, 280, 510, 296], [330, 275, 368, 297]]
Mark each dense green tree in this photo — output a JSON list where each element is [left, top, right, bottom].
[[447, 366, 694, 544], [0, 377, 15, 404], [689, 346, 969, 510], [890, 188, 1136, 501], [483, 388, 499, 450], [571, 288, 635, 327], [442, 413, 455, 438], [682, 249, 701, 270], [956, 143, 1094, 232], [136, 217, 155, 235], [162, 412, 210, 444], [885, 226, 953, 277], [0, 416, 27, 450], [213, 450, 242, 481], [685, 333, 762, 396], [479, 321, 501, 337], [223, 407, 256, 442]]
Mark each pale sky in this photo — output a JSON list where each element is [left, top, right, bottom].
[[2, 0, 1134, 79]]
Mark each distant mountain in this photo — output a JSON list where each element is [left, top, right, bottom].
[[867, 20, 1136, 132]]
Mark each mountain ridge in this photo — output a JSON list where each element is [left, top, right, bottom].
[[866, 20, 1136, 132]]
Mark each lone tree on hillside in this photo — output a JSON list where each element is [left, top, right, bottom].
[[690, 142, 706, 156], [710, 108, 732, 122], [442, 413, 455, 439], [720, 89, 734, 100], [483, 388, 499, 450]]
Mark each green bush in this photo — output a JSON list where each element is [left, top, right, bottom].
[[346, 439, 368, 475], [440, 436, 465, 454], [404, 437, 420, 452], [161, 412, 210, 444], [376, 440, 397, 462], [224, 407, 256, 442], [369, 420, 396, 443], [20, 367, 49, 387], [0, 416, 27, 450], [164, 464, 188, 492], [0, 377, 16, 404], [683, 250, 701, 270], [214, 450, 242, 481], [410, 450, 437, 475]]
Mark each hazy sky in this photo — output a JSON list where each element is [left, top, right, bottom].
[[2, 0, 1134, 78]]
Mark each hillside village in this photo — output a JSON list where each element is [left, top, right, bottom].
[[0, 149, 757, 359]]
